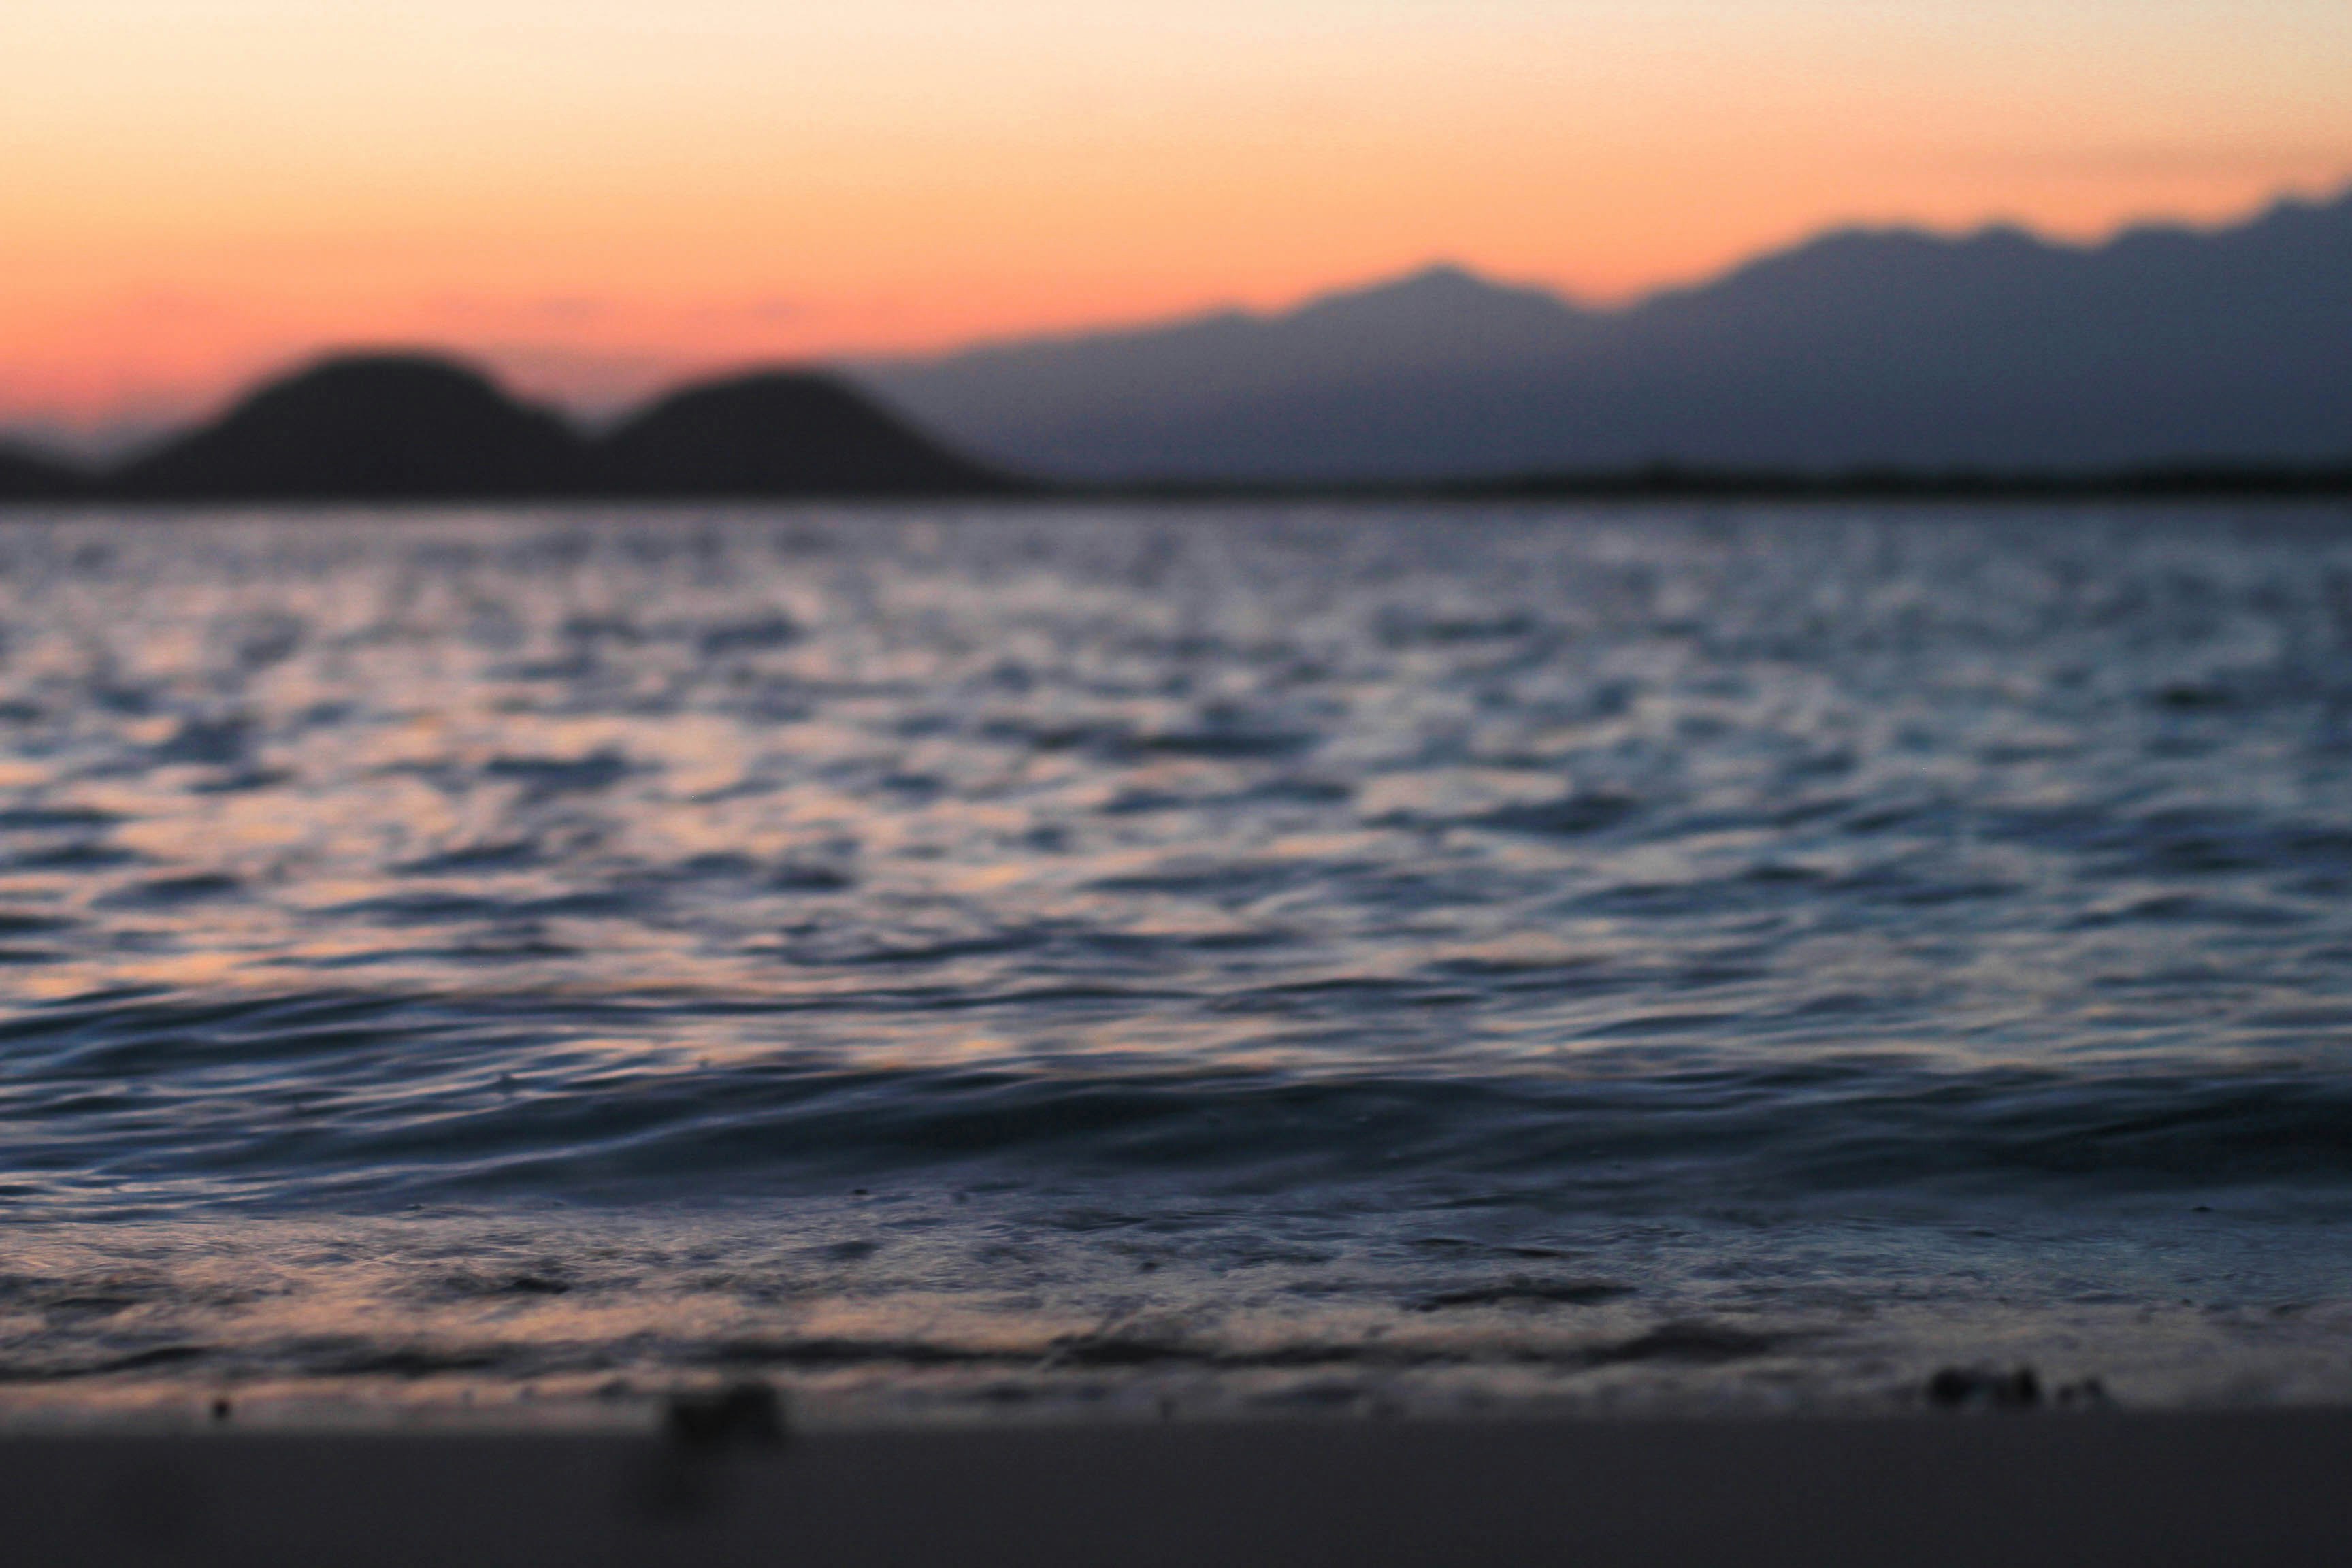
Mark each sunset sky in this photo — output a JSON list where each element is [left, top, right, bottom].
[[5, 1, 2348, 444]]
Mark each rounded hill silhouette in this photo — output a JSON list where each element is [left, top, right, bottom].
[[592, 370, 1019, 496], [102, 354, 1020, 502], [120, 355, 581, 500], [0, 442, 87, 500]]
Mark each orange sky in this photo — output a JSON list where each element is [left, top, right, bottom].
[[5, 1, 2349, 444]]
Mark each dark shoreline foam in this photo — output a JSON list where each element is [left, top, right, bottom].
[[8, 1410, 2352, 1566]]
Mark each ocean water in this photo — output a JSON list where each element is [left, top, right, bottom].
[[4, 502, 2352, 1424]]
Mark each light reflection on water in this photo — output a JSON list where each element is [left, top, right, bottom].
[[4, 502, 2352, 1422]]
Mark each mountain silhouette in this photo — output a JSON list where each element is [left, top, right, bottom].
[[64, 353, 1015, 502], [120, 356, 583, 500], [0, 442, 88, 500], [6, 189, 2349, 499], [853, 187, 2352, 480], [849, 266, 1594, 476], [590, 370, 1019, 495]]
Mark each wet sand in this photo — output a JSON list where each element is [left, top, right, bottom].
[[7, 1409, 2349, 1567]]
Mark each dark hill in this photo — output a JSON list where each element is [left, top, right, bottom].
[[0, 443, 88, 500], [591, 370, 1019, 495], [88, 355, 1022, 500], [118, 355, 582, 500]]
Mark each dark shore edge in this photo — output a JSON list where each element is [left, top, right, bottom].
[[10, 1408, 2351, 1566], [1104, 463, 2352, 504], [9, 468, 2352, 514]]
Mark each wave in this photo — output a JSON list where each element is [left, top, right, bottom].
[[6, 988, 2352, 1210]]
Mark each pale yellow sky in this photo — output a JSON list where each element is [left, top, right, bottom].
[[4, 1, 2348, 434]]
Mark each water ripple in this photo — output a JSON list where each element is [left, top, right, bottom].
[[5, 502, 2352, 1416]]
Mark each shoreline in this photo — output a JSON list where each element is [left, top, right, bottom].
[[10, 1407, 2351, 1566], [9, 465, 2352, 510]]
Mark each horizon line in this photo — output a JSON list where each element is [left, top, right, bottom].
[[9, 174, 2348, 457]]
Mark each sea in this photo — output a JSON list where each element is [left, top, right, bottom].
[[4, 501, 2352, 1426]]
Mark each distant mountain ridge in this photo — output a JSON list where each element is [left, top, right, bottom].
[[851, 188, 2352, 480], [5, 189, 2349, 497], [8, 356, 1019, 502]]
